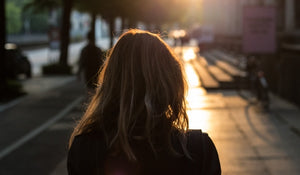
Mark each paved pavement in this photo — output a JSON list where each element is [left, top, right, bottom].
[[0, 47, 300, 175]]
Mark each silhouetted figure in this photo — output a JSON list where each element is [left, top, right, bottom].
[[68, 29, 221, 175], [179, 34, 190, 46], [247, 56, 269, 109], [78, 31, 104, 90], [246, 56, 258, 93]]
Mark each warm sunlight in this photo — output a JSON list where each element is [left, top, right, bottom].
[[183, 48, 197, 61], [186, 88, 207, 109], [185, 63, 200, 88], [188, 110, 211, 132], [183, 55, 211, 132], [170, 29, 186, 39], [174, 46, 211, 132]]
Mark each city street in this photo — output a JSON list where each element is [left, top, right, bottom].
[[0, 46, 300, 175]]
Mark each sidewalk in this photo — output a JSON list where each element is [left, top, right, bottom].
[[239, 90, 300, 137], [270, 93, 300, 136], [195, 48, 300, 135]]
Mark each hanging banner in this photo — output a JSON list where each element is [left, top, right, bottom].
[[243, 6, 276, 54]]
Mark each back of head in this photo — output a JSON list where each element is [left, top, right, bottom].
[[71, 29, 189, 160], [102, 29, 187, 117]]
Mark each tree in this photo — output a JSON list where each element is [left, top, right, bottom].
[[23, 0, 60, 13], [96, 0, 120, 48], [5, 2, 22, 34], [74, 0, 100, 43], [75, 0, 188, 48], [110, 0, 189, 45], [24, 0, 73, 70], [131, 0, 189, 31], [0, 0, 7, 98], [75, 0, 120, 48], [59, 0, 73, 67], [27, 12, 49, 33]]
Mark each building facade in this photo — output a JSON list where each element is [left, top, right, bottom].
[[202, 0, 300, 35], [202, 0, 300, 105]]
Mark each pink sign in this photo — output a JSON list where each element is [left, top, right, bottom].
[[243, 6, 276, 54]]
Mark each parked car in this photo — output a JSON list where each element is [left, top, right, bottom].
[[5, 43, 32, 79]]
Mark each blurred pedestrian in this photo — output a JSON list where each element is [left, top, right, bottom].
[[246, 55, 258, 94], [78, 31, 104, 90], [68, 29, 221, 175]]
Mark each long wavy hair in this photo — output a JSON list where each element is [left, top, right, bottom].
[[69, 29, 189, 160]]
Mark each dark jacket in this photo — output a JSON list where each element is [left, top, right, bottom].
[[67, 130, 221, 175]]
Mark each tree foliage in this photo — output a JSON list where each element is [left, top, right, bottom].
[[5, 2, 22, 34], [23, 0, 60, 13], [74, 0, 123, 47], [5, 0, 59, 34], [29, 12, 49, 33]]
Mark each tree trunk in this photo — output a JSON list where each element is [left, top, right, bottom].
[[0, 0, 7, 96], [121, 17, 127, 31], [59, 0, 73, 66], [91, 12, 96, 43], [108, 17, 115, 48]]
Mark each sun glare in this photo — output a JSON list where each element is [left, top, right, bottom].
[[185, 63, 200, 88], [182, 48, 211, 132], [188, 110, 211, 132], [183, 48, 197, 61]]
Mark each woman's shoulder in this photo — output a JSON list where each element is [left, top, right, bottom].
[[68, 131, 106, 162], [67, 131, 106, 174], [73, 131, 102, 141], [171, 130, 210, 156], [186, 129, 207, 137], [185, 130, 215, 158], [186, 130, 216, 150], [186, 130, 221, 175], [70, 131, 105, 151], [186, 129, 209, 145]]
